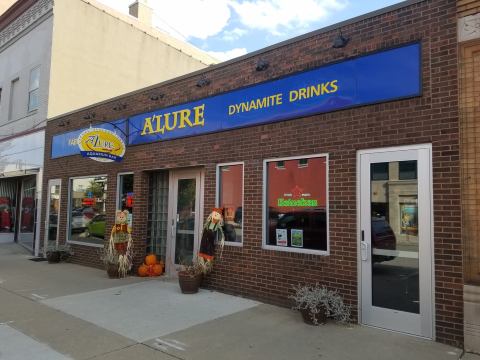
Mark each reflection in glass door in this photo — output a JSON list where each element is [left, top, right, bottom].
[[167, 169, 203, 274], [18, 176, 36, 251], [359, 145, 433, 338], [45, 179, 61, 248], [0, 178, 18, 244]]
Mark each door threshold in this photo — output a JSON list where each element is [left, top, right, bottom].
[[361, 323, 433, 341]]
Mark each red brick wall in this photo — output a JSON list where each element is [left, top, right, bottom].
[[41, 0, 462, 346]]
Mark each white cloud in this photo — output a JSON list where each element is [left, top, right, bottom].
[[95, 0, 232, 40], [229, 0, 347, 35], [152, 1, 232, 40], [207, 48, 248, 61], [94, 0, 349, 46], [222, 27, 248, 41]]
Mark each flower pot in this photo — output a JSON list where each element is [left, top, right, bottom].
[[47, 251, 61, 263], [300, 307, 327, 325], [106, 263, 120, 278], [178, 271, 203, 294]]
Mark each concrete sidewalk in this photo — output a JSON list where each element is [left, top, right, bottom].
[[0, 243, 474, 359]]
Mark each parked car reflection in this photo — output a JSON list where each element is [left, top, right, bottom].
[[268, 208, 327, 250], [71, 210, 89, 232], [86, 214, 106, 238], [371, 217, 397, 263]]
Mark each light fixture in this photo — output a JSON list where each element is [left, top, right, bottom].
[[149, 93, 164, 101], [57, 120, 70, 127], [196, 76, 211, 88], [332, 30, 349, 49], [83, 112, 96, 120], [256, 59, 269, 71], [113, 102, 127, 111]]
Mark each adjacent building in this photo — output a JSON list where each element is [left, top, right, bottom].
[[43, 0, 463, 347], [0, 0, 216, 256], [458, 0, 480, 353]]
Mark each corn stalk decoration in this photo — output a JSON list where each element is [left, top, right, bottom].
[[107, 210, 133, 278]]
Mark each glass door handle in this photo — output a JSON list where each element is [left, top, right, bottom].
[[361, 238, 369, 261], [171, 219, 175, 237]]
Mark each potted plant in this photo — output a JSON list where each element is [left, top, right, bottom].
[[101, 250, 120, 278], [45, 243, 73, 263], [178, 257, 213, 294], [289, 283, 351, 325]]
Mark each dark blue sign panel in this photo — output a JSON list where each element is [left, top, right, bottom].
[[51, 119, 127, 159], [129, 44, 421, 146]]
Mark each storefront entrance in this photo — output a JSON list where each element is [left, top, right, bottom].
[[167, 169, 204, 274], [147, 168, 204, 275], [358, 144, 434, 339], [0, 175, 37, 252]]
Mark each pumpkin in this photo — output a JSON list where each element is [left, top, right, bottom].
[[152, 263, 163, 276], [138, 264, 148, 277], [145, 254, 157, 266], [147, 264, 155, 276]]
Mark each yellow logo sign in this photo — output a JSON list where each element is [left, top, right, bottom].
[[77, 128, 125, 162]]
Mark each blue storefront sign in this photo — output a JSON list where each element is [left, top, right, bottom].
[[51, 119, 127, 159], [128, 43, 421, 146]]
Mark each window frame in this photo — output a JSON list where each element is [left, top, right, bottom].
[[9, 77, 19, 121], [262, 153, 329, 255], [216, 161, 244, 247], [116, 172, 134, 210], [66, 174, 108, 248], [28, 66, 40, 112]]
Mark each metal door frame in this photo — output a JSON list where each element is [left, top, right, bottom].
[[357, 144, 434, 339], [166, 168, 204, 275], [44, 179, 62, 251]]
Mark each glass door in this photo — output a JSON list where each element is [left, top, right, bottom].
[[359, 145, 433, 338], [0, 178, 18, 244], [44, 179, 61, 248], [17, 175, 37, 251], [167, 169, 203, 274]]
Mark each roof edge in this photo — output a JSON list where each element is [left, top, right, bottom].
[[0, 0, 38, 32]]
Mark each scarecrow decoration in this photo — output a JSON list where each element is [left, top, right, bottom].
[[108, 210, 133, 277], [198, 208, 225, 264]]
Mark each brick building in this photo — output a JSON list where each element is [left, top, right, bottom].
[[42, 0, 463, 346]]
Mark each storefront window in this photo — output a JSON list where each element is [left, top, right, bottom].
[[20, 176, 36, 233], [118, 173, 134, 228], [69, 176, 107, 246], [0, 178, 18, 233], [217, 163, 243, 244], [265, 155, 328, 252]]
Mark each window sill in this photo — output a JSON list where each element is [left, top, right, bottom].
[[262, 244, 329, 256], [67, 240, 104, 248], [224, 241, 243, 247]]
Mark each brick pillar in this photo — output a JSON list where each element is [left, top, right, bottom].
[[132, 171, 149, 269]]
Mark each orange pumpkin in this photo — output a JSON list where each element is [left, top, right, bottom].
[[158, 260, 165, 272], [138, 264, 148, 277], [149, 265, 155, 275], [145, 254, 157, 266], [152, 263, 163, 276]]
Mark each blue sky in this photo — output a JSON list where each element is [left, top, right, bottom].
[[96, 0, 404, 60]]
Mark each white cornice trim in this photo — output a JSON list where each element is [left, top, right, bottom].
[[0, 0, 53, 49]]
